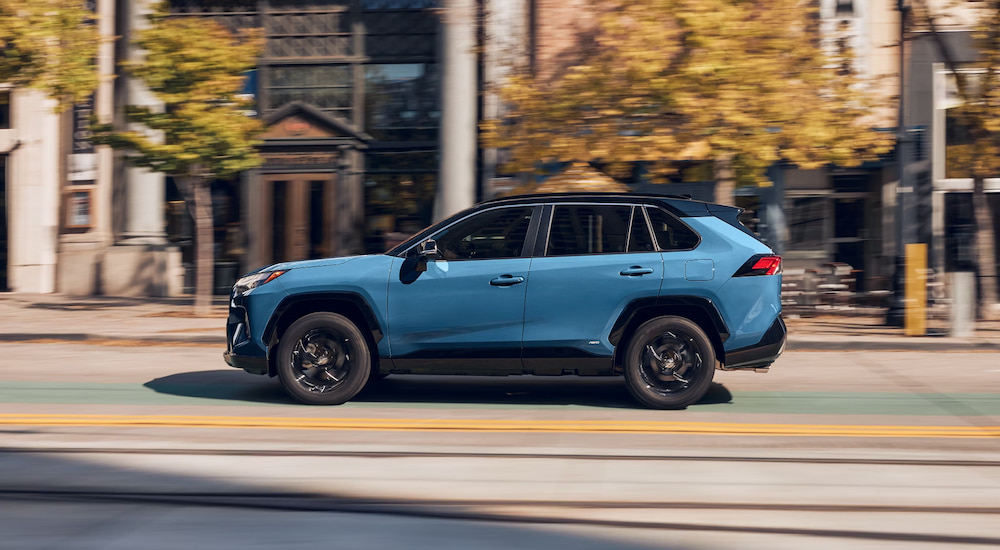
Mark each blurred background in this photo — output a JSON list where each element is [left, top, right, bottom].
[[1, 0, 998, 329]]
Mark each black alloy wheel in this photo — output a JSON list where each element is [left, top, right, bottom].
[[623, 316, 716, 409], [276, 312, 371, 405]]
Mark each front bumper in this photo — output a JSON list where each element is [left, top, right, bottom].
[[225, 290, 270, 376], [721, 315, 786, 370], [224, 350, 269, 375]]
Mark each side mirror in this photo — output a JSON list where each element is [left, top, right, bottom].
[[415, 239, 437, 273], [419, 239, 438, 258]]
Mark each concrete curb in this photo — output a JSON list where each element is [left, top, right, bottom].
[[0, 333, 226, 345], [785, 339, 1000, 352]]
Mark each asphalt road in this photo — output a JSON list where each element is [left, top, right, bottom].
[[1, 343, 999, 549]]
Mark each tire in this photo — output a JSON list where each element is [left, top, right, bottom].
[[623, 316, 716, 409], [276, 312, 371, 405]]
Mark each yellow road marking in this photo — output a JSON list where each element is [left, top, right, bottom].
[[0, 414, 997, 438]]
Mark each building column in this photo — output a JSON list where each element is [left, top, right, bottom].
[[481, 0, 528, 199], [434, 0, 478, 222], [55, 0, 117, 295], [6, 91, 61, 293], [87, 0, 182, 297], [121, 0, 166, 244]]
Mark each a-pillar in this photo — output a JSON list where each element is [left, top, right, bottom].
[[434, 0, 478, 222]]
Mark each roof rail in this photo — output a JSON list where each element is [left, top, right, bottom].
[[485, 191, 697, 202]]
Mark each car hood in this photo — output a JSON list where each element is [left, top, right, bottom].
[[264, 255, 369, 272]]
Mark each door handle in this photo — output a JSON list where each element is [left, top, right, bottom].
[[620, 266, 654, 276], [490, 275, 525, 286]]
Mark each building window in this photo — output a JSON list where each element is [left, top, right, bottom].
[[835, 0, 853, 16], [363, 150, 437, 253], [265, 65, 353, 117], [363, 0, 436, 10], [0, 92, 9, 129], [264, 2, 353, 59], [364, 63, 439, 141], [945, 109, 974, 179], [786, 196, 827, 251], [940, 69, 990, 180], [944, 192, 976, 272]]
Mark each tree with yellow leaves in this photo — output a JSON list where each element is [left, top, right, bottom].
[[482, 0, 893, 206], [0, 0, 99, 109], [93, 7, 263, 314]]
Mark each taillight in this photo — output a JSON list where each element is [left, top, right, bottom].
[[734, 254, 782, 277]]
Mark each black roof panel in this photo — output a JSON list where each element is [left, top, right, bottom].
[[481, 192, 716, 217]]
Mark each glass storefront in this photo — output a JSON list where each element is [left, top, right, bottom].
[[165, 177, 243, 294], [363, 151, 437, 253], [364, 63, 440, 142]]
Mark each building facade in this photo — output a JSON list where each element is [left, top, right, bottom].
[[3, 0, 995, 303], [169, 0, 449, 280], [1, 0, 456, 295]]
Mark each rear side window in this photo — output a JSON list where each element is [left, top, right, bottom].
[[646, 207, 700, 251], [546, 205, 631, 256]]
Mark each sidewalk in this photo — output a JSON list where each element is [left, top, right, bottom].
[[1, 293, 999, 351], [0, 293, 228, 345]]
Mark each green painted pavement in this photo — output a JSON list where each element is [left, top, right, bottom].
[[0, 381, 998, 416]]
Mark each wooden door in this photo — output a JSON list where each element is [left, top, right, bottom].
[[259, 173, 336, 264]]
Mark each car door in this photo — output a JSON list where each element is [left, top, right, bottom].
[[386, 205, 539, 374], [521, 203, 663, 374]]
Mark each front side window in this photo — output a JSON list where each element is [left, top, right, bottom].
[[546, 205, 632, 256], [646, 207, 700, 251], [429, 206, 534, 261]]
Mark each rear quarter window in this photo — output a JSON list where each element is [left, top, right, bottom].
[[645, 207, 700, 251]]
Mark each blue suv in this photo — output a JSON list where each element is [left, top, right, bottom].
[[224, 193, 785, 409]]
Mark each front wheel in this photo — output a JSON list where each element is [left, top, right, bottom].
[[623, 316, 716, 409], [276, 312, 371, 405]]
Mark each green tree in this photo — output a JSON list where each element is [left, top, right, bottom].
[[483, 0, 893, 205], [94, 7, 263, 314], [0, 0, 100, 108], [917, 0, 1000, 315]]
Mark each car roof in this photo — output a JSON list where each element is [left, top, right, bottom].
[[479, 192, 720, 217]]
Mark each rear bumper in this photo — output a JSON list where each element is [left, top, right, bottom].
[[722, 315, 786, 370]]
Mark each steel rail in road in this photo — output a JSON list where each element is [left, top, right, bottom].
[[1, 414, 998, 438]]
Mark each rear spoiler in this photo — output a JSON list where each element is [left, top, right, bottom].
[[707, 204, 761, 241]]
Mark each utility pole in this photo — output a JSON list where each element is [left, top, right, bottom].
[[886, 0, 910, 327]]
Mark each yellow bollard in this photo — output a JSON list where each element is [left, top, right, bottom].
[[905, 243, 927, 336]]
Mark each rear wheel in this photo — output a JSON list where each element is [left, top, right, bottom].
[[623, 316, 715, 409], [276, 312, 371, 405]]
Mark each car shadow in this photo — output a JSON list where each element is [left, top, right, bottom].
[[145, 370, 733, 409], [144, 370, 296, 405]]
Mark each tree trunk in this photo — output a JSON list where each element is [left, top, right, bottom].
[[713, 153, 736, 206], [177, 176, 215, 316], [973, 175, 998, 318]]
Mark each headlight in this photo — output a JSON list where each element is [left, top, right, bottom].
[[233, 270, 286, 295]]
